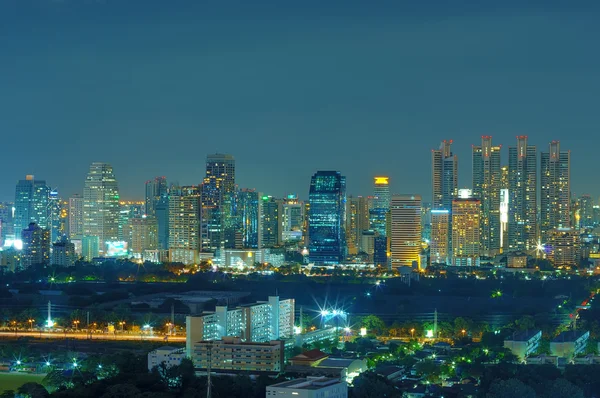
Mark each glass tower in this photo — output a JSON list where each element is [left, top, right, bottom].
[[14, 175, 50, 236], [308, 171, 347, 265]]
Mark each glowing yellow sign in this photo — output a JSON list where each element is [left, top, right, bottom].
[[374, 177, 389, 185]]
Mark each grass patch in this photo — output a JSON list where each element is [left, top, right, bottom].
[[0, 372, 46, 393]]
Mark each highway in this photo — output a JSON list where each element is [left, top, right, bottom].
[[0, 331, 186, 342]]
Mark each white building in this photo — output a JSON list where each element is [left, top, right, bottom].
[[266, 377, 348, 398], [504, 330, 542, 361], [186, 296, 294, 357], [147, 346, 186, 371], [51, 238, 77, 267]]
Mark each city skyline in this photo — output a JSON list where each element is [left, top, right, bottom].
[[2, 1, 600, 201]]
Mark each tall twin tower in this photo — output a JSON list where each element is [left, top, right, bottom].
[[432, 136, 571, 257]]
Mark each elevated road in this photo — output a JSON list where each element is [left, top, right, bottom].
[[0, 331, 185, 342]]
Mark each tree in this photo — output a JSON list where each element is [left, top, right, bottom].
[[100, 383, 143, 398], [414, 359, 442, 383], [542, 378, 584, 398], [349, 373, 396, 398], [515, 315, 536, 331], [487, 378, 536, 398], [360, 315, 386, 335], [17, 382, 49, 398]]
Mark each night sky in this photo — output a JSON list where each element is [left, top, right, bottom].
[[2, 1, 600, 202]]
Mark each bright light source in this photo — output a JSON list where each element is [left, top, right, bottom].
[[143, 324, 150, 329], [320, 310, 329, 317], [360, 327, 367, 337], [344, 327, 351, 333], [426, 330, 434, 338], [375, 281, 381, 286], [16, 360, 21, 365], [98, 364, 102, 369], [293, 326, 302, 335]]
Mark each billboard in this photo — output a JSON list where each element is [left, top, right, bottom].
[[105, 241, 128, 257]]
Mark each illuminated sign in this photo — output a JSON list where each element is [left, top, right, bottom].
[[374, 177, 389, 185], [105, 241, 128, 257]]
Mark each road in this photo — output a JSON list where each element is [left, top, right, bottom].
[[0, 331, 186, 342]]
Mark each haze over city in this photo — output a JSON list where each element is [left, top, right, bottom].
[[2, 1, 600, 201]]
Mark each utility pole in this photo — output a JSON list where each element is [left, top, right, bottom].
[[206, 341, 213, 398], [434, 308, 438, 339], [47, 301, 52, 328], [171, 303, 175, 335]]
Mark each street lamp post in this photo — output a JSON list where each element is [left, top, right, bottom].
[[28, 319, 34, 332], [410, 328, 415, 339], [461, 329, 466, 338], [73, 320, 80, 331], [119, 321, 126, 332]]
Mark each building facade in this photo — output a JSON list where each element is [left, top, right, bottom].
[[451, 198, 481, 266], [21, 222, 50, 267], [145, 176, 168, 217], [432, 140, 458, 210], [390, 195, 422, 269], [430, 209, 449, 265], [168, 186, 201, 264], [14, 175, 50, 235], [540, 141, 571, 240]]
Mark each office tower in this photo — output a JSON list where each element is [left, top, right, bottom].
[[579, 194, 594, 229], [373, 236, 388, 267], [308, 171, 347, 265], [281, 195, 304, 243], [82, 236, 100, 261], [68, 194, 84, 239], [452, 198, 481, 266], [201, 154, 235, 252], [390, 194, 422, 268], [430, 210, 449, 265], [346, 196, 369, 255], [541, 141, 571, 239], [20, 222, 50, 268], [168, 186, 201, 264], [432, 140, 458, 210], [261, 196, 279, 248], [499, 165, 509, 252], [0, 202, 14, 243], [118, 201, 144, 241], [472, 136, 501, 256], [226, 189, 263, 249], [145, 176, 168, 216], [47, 189, 63, 242], [124, 216, 159, 256], [14, 175, 50, 234], [547, 228, 581, 268], [370, 177, 390, 236], [508, 136, 537, 251], [82, 163, 120, 254], [51, 236, 77, 267], [155, 196, 169, 250]]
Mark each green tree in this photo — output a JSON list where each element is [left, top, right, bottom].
[[487, 378, 536, 398], [542, 378, 584, 398], [17, 382, 49, 398], [360, 315, 386, 335]]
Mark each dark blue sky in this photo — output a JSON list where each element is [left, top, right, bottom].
[[1, 1, 599, 201]]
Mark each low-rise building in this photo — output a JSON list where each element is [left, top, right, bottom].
[[190, 337, 284, 375], [266, 377, 347, 398], [503, 330, 542, 361], [147, 346, 186, 371], [294, 327, 337, 348], [551, 330, 589, 359]]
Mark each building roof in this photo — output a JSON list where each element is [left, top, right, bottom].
[[376, 365, 404, 377], [552, 330, 589, 343], [153, 346, 180, 352], [268, 377, 342, 390], [291, 349, 329, 361], [317, 358, 356, 369], [505, 330, 541, 342]]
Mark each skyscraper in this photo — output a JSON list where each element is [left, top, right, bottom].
[[14, 175, 50, 235], [390, 194, 422, 269], [82, 162, 120, 254], [472, 136, 501, 256], [280, 195, 304, 243], [451, 198, 481, 266], [508, 136, 537, 251], [169, 186, 201, 264], [432, 140, 458, 210], [202, 154, 235, 252], [540, 141, 571, 240], [370, 177, 390, 237], [145, 176, 168, 217], [68, 194, 84, 239], [124, 216, 159, 256], [308, 171, 346, 265], [578, 194, 594, 229], [430, 209, 449, 265], [261, 195, 279, 248], [21, 222, 50, 268], [346, 196, 369, 255]]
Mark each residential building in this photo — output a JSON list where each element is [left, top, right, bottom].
[[345, 196, 369, 255], [390, 195, 422, 269], [541, 141, 571, 239], [508, 136, 537, 251], [547, 228, 581, 268], [430, 210, 449, 265], [432, 140, 458, 210], [551, 331, 589, 359], [472, 136, 501, 256], [147, 346, 186, 371], [308, 171, 346, 265], [155, 196, 169, 250], [281, 195, 304, 243], [190, 337, 284, 374], [504, 330, 542, 361], [51, 237, 77, 266], [579, 194, 594, 229], [124, 216, 159, 257], [201, 153, 235, 252], [266, 377, 348, 398], [451, 198, 481, 266], [68, 194, 84, 239], [261, 195, 279, 248], [20, 222, 50, 267], [145, 176, 168, 217], [168, 186, 201, 264], [82, 162, 120, 254]]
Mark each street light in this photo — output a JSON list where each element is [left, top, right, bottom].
[[119, 321, 126, 332], [28, 319, 35, 332], [461, 329, 466, 337], [165, 322, 172, 335], [410, 328, 415, 339], [73, 320, 80, 331]]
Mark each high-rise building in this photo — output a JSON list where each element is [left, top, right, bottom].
[[124, 216, 159, 256], [0, 202, 14, 243], [281, 195, 304, 243], [370, 177, 390, 237], [547, 228, 581, 268], [432, 140, 458, 210], [82, 163, 120, 254], [68, 194, 84, 239], [51, 236, 77, 267], [579, 194, 594, 229], [508, 136, 537, 251], [155, 196, 169, 250], [145, 176, 168, 217], [345, 196, 369, 255], [430, 209, 449, 265], [541, 141, 571, 240], [390, 195, 422, 269], [118, 201, 144, 241], [20, 222, 50, 268], [472, 136, 501, 256], [452, 198, 481, 266], [308, 171, 346, 265], [14, 175, 50, 235], [261, 196, 279, 248], [168, 186, 201, 264], [202, 154, 235, 252]]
